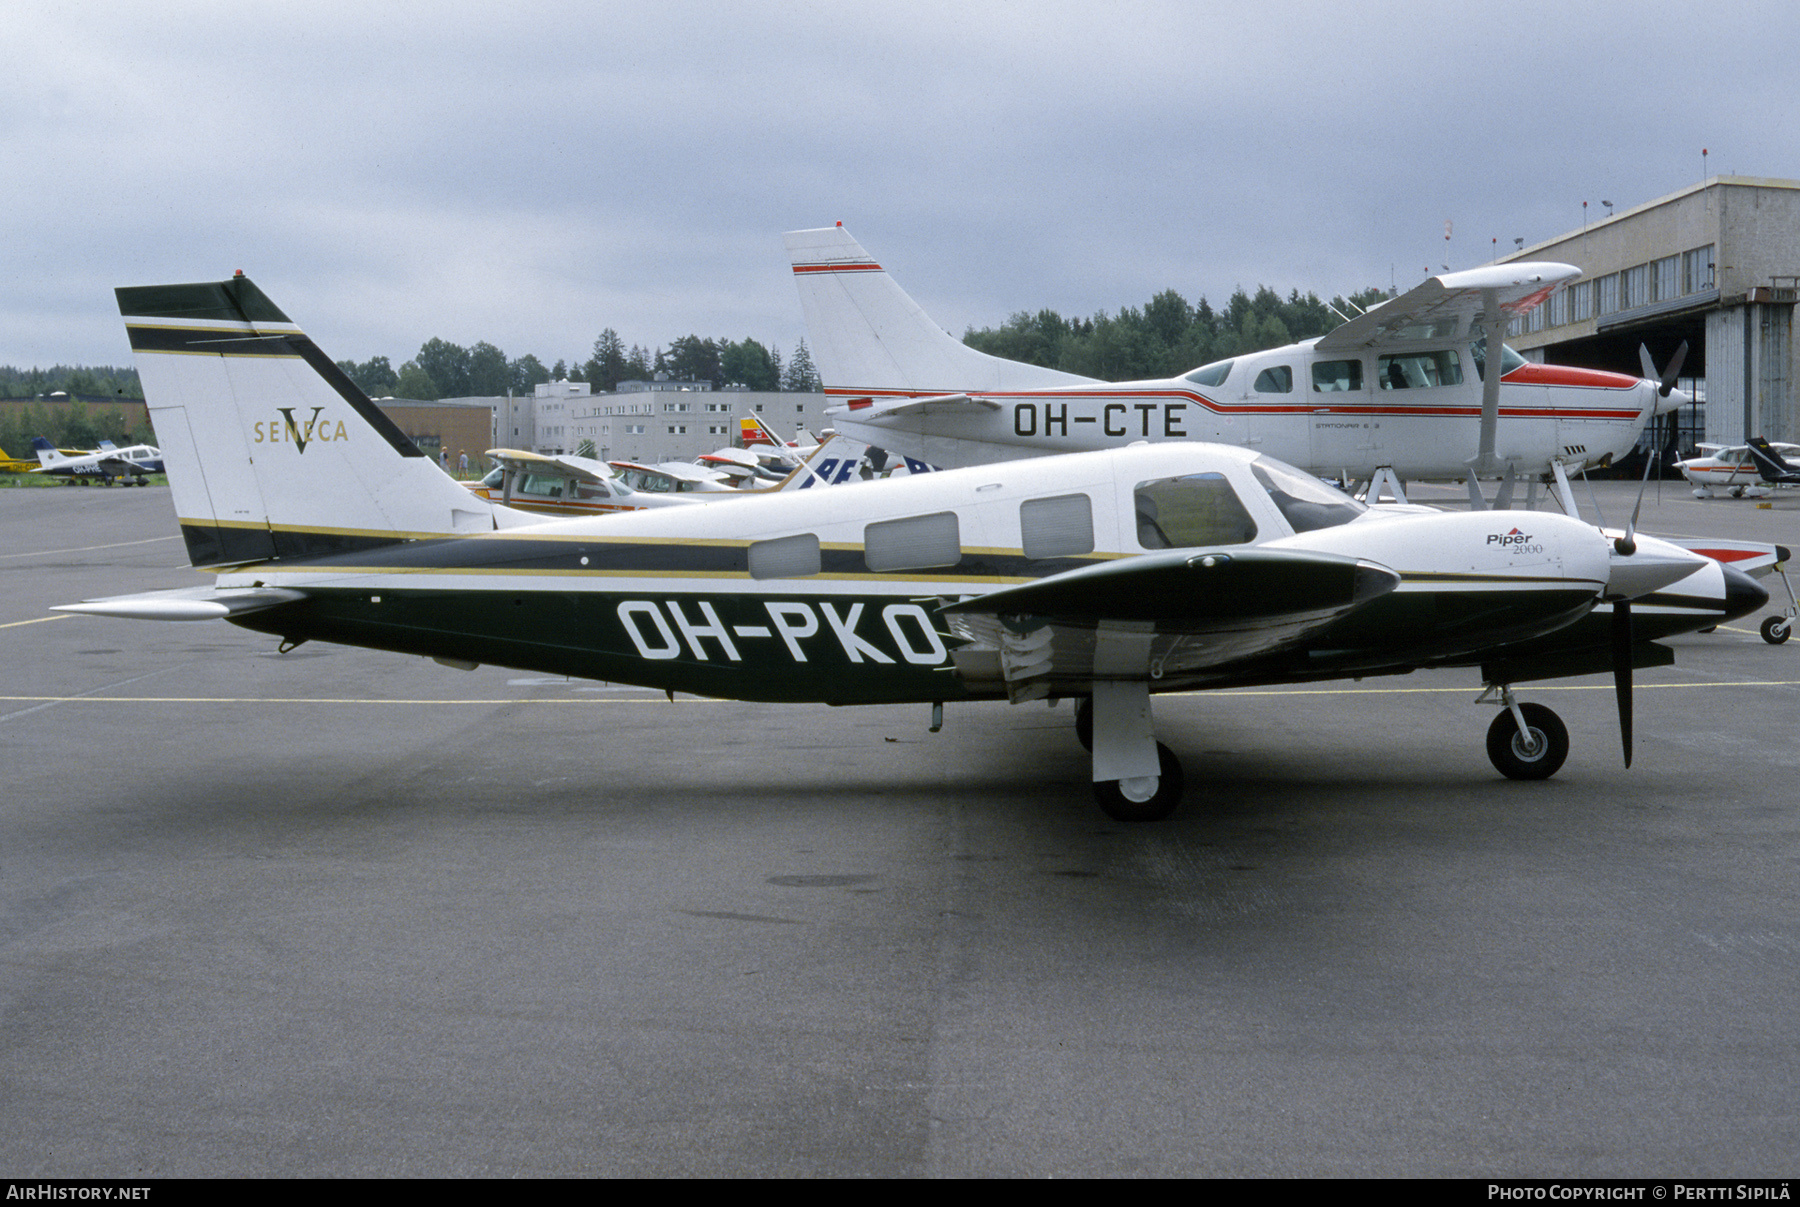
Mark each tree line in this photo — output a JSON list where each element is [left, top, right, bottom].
[[962, 284, 1393, 381], [5, 276, 1387, 425], [334, 332, 821, 401], [0, 399, 156, 456], [1, 364, 143, 400]]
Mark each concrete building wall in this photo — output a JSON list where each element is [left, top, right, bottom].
[[532, 386, 830, 465], [1499, 177, 1800, 446]]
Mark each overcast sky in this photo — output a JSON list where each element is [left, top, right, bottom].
[[6, 0, 1796, 372]]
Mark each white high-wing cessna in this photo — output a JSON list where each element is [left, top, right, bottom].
[[466, 448, 709, 517], [785, 226, 1692, 510], [58, 274, 1766, 821], [30, 435, 165, 486], [1676, 439, 1800, 498]]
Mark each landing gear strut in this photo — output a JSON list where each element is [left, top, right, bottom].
[[1081, 683, 1185, 822]]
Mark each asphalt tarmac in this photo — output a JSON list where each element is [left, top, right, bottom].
[[2, 479, 1798, 1177]]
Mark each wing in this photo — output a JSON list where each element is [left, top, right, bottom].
[[1315, 262, 1581, 355], [485, 447, 618, 488], [940, 548, 1400, 702]]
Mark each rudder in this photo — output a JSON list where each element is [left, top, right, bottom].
[[784, 225, 1096, 398]]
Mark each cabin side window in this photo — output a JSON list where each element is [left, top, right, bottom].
[[1019, 494, 1095, 558], [1132, 474, 1258, 549], [1311, 359, 1364, 392], [749, 533, 822, 580], [1378, 349, 1464, 390], [1252, 365, 1293, 394], [864, 512, 962, 572]]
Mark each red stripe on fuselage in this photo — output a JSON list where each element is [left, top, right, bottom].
[[792, 262, 883, 274], [825, 383, 1643, 422]]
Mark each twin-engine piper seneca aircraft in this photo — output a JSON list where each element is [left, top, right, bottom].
[[784, 225, 1692, 511], [57, 274, 1766, 821]]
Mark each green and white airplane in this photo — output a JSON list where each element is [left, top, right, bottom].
[[56, 275, 1766, 820]]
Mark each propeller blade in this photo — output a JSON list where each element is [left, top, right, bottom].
[[1639, 344, 1657, 382], [1613, 598, 1633, 767], [1615, 426, 1661, 556], [1659, 340, 1689, 397]]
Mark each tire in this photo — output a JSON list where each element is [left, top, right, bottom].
[[1094, 742, 1184, 822], [1486, 703, 1569, 781], [1073, 696, 1093, 751], [1762, 616, 1792, 645]]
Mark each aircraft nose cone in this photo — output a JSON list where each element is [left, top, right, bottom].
[[1720, 564, 1769, 622]]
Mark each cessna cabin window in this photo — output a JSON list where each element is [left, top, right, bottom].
[[1184, 359, 1233, 387], [749, 533, 822, 580], [1132, 473, 1258, 549], [1311, 359, 1364, 392], [1019, 494, 1095, 558], [864, 511, 962, 572], [1251, 457, 1366, 533], [1253, 365, 1293, 394], [1378, 349, 1464, 390]]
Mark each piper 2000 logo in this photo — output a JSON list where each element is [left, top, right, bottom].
[[1487, 528, 1544, 554], [252, 407, 349, 453]]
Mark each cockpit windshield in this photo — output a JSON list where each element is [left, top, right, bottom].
[[1250, 457, 1367, 533], [1183, 359, 1233, 387], [1469, 338, 1529, 382]]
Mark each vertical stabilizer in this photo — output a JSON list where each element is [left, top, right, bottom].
[[118, 275, 504, 567], [784, 226, 1097, 397]]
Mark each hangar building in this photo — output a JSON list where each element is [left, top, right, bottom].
[[1497, 176, 1800, 448]]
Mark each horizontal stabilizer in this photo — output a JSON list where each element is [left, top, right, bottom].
[[828, 393, 997, 419], [54, 586, 306, 622]]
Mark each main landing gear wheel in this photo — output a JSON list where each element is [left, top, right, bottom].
[[1094, 742, 1184, 822], [1486, 703, 1569, 781], [1073, 696, 1093, 751], [1762, 616, 1793, 645]]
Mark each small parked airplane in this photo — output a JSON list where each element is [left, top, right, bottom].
[[465, 448, 707, 517], [784, 225, 1692, 512], [30, 435, 165, 485], [0, 443, 41, 474], [1675, 440, 1800, 498], [58, 273, 1766, 821]]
